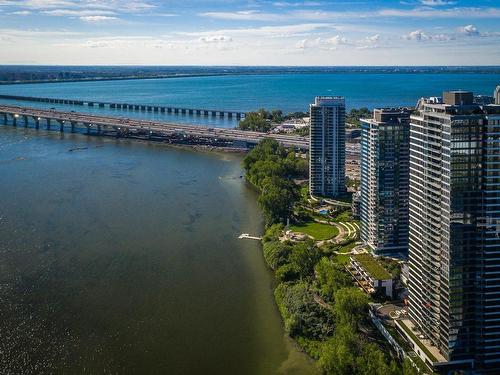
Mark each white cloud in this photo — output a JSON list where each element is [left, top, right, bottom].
[[459, 24, 479, 36], [8, 10, 32, 15], [273, 1, 321, 7], [326, 35, 350, 46], [420, 0, 455, 6], [0, 0, 155, 12], [179, 23, 336, 39], [295, 35, 350, 50], [379, 7, 500, 18], [199, 35, 232, 43], [199, 10, 280, 21], [80, 15, 118, 22], [403, 29, 430, 41], [402, 29, 452, 41], [43, 9, 116, 16]]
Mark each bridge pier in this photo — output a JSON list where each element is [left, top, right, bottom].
[[3, 113, 7, 125], [99, 103, 105, 108], [71, 122, 76, 133], [23, 115, 28, 127], [12, 114, 17, 127], [204, 110, 209, 116], [160, 107, 165, 113], [167, 108, 172, 113], [34, 116, 40, 129], [174, 108, 179, 114], [88, 102, 94, 107], [46, 118, 51, 130], [58, 120, 64, 132]]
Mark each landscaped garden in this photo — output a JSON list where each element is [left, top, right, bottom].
[[290, 221, 339, 240]]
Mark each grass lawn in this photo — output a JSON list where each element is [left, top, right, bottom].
[[290, 221, 339, 240], [333, 254, 351, 265]]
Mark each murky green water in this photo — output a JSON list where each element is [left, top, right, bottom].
[[0, 127, 314, 374]]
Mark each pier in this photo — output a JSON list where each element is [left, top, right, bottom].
[[0, 104, 309, 150], [238, 233, 263, 241], [0, 94, 246, 120]]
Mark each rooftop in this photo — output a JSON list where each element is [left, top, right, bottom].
[[351, 253, 392, 280], [313, 96, 345, 106]]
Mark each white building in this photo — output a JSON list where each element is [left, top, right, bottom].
[[349, 254, 393, 298]]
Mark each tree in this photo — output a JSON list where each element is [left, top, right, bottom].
[[356, 343, 395, 375], [289, 241, 322, 279], [262, 223, 285, 243], [334, 287, 369, 328], [318, 324, 358, 375], [263, 240, 292, 270], [271, 109, 283, 123], [275, 282, 335, 339], [258, 176, 298, 226], [346, 107, 372, 127], [402, 358, 419, 375], [238, 112, 271, 132], [314, 258, 353, 301]]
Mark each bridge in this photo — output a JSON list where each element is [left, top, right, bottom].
[[0, 104, 309, 150], [0, 94, 246, 120]]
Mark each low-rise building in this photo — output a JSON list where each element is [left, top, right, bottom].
[[348, 253, 393, 298]]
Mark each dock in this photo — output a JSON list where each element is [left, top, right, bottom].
[[238, 233, 263, 241]]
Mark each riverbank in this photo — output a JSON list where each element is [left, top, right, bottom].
[[243, 139, 415, 374]]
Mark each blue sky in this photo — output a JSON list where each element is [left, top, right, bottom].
[[0, 0, 499, 65]]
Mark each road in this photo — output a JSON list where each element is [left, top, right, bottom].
[[0, 104, 310, 149]]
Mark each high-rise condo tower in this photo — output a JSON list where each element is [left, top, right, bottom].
[[360, 108, 410, 256], [309, 96, 346, 198], [408, 91, 500, 373]]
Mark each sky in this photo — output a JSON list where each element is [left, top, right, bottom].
[[0, 0, 499, 66]]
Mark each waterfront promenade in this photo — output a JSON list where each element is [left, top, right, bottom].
[[0, 104, 309, 149]]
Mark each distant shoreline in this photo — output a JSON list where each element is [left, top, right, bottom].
[[1, 66, 500, 85]]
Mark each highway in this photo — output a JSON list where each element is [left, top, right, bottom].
[[0, 104, 309, 149]]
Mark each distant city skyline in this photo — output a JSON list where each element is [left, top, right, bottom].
[[0, 0, 499, 65]]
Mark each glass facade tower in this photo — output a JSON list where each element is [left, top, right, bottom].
[[309, 96, 346, 198], [360, 108, 410, 256], [408, 91, 500, 373]]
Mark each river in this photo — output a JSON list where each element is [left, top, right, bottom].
[[0, 126, 314, 374]]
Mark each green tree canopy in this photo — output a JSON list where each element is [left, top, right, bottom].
[[315, 258, 353, 301], [334, 287, 369, 328], [258, 175, 298, 226]]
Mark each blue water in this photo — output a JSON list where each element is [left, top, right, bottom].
[[0, 72, 498, 127]]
